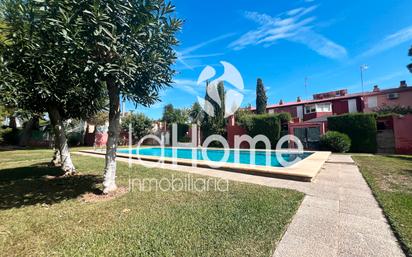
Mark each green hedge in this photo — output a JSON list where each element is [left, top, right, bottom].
[[240, 114, 282, 148], [327, 113, 377, 153], [169, 123, 190, 142], [320, 131, 351, 153]]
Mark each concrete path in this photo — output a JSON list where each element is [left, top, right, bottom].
[[75, 152, 405, 257], [273, 155, 404, 257]]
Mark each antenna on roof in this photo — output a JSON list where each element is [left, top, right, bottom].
[[360, 64, 368, 95]]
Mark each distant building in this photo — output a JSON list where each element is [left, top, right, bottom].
[[250, 80, 412, 122], [228, 80, 412, 153]]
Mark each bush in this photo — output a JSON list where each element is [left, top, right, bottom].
[[320, 131, 351, 153], [328, 113, 377, 153], [241, 114, 281, 148], [67, 132, 82, 146], [121, 113, 153, 141], [0, 128, 21, 145]]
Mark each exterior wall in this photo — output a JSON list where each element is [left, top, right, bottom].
[[393, 114, 412, 154], [363, 90, 412, 112], [226, 123, 249, 148], [303, 112, 332, 121], [268, 105, 299, 117], [92, 132, 130, 147], [332, 100, 349, 114], [94, 132, 108, 147]]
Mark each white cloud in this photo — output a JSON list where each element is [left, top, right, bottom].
[[229, 6, 347, 60], [176, 33, 236, 70], [173, 79, 205, 95], [361, 25, 412, 57]]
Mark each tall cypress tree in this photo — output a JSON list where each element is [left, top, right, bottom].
[[256, 78, 268, 114], [202, 81, 226, 140]]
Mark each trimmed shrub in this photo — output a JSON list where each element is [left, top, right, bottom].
[[320, 131, 351, 153], [241, 114, 281, 148], [327, 113, 377, 153]]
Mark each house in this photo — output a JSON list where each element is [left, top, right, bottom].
[[228, 80, 412, 152]]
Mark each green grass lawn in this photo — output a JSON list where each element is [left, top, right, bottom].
[[0, 148, 303, 257], [353, 155, 412, 257]]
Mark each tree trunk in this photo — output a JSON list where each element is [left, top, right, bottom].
[[48, 106, 76, 175], [50, 147, 61, 166], [102, 81, 121, 194]]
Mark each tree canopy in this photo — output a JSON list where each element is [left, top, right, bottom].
[[121, 112, 153, 140], [162, 104, 189, 124], [71, 0, 182, 193], [0, 0, 106, 120], [202, 81, 226, 139]]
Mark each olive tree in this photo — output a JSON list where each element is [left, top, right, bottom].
[[78, 0, 182, 193], [0, 0, 106, 174]]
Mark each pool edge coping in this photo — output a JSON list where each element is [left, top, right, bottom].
[[78, 148, 331, 182]]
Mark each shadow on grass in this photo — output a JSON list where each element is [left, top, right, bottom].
[[0, 162, 101, 209], [385, 155, 412, 163]]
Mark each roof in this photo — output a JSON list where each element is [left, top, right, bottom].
[[249, 85, 412, 111]]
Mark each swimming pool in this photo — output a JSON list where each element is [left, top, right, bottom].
[[117, 147, 312, 167]]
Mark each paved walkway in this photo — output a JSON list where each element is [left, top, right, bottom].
[[273, 154, 405, 257], [76, 152, 405, 257]]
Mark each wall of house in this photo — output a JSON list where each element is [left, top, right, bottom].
[[226, 123, 249, 148], [268, 105, 298, 117], [363, 90, 412, 112], [303, 112, 332, 121], [393, 114, 412, 154]]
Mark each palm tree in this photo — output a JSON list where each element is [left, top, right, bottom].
[[189, 102, 204, 146]]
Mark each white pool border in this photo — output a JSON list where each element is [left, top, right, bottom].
[[80, 147, 331, 182]]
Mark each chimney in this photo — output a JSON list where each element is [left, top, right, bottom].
[[373, 85, 380, 92], [297, 96, 301, 102], [279, 99, 283, 105], [400, 80, 407, 88]]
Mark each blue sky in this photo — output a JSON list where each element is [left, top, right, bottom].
[[129, 0, 412, 119]]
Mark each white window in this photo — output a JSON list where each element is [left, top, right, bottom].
[[305, 103, 332, 114], [316, 103, 332, 112], [268, 109, 274, 114], [348, 99, 357, 113], [296, 106, 303, 119], [367, 96, 377, 108]]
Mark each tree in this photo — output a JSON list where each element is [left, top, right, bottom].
[[189, 102, 204, 146], [88, 112, 109, 127], [202, 81, 226, 140], [162, 104, 189, 124], [121, 113, 153, 141], [256, 78, 267, 114], [0, 0, 106, 174], [77, 1, 182, 193], [408, 46, 412, 73], [189, 102, 204, 124]]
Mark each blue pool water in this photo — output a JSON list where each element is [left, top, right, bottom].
[[117, 147, 311, 167]]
